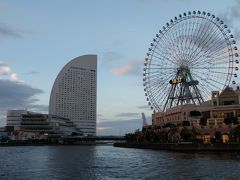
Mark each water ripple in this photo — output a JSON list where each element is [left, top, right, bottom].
[[1, 145, 240, 179]]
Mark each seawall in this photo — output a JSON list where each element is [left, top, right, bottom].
[[113, 142, 240, 151]]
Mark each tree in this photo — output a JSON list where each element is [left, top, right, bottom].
[[224, 117, 232, 125], [224, 116, 239, 125], [163, 123, 176, 128], [233, 117, 239, 125], [191, 127, 198, 142], [182, 121, 190, 126], [214, 131, 222, 142], [180, 127, 192, 142], [190, 110, 201, 117], [230, 125, 240, 142], [199, 115, 207, 126]]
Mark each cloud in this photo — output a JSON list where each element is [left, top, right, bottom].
[[96, 127, 112, 131], [111, 64, 133, 75], [0, 61, 20, 81], [219, 1, 240, 39], [111, 60, 143, 76], [0, 22, 23, 38], [97, 119, 142, 136], [136, 105, 150, 110], [0, 79, 47, 126], [24, 71, 40, 75], [96, 113, 152, 135], [0, 79, 43, 108], [116, 112, 141, 118], [30, 104, 49, 112], [101, 51, 125, 62], [97, 114, 104, 117]]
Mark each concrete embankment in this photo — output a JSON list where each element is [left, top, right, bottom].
[[113, 142, 240, 151]]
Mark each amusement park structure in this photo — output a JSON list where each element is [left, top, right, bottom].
[[143, 11, 239, 112]]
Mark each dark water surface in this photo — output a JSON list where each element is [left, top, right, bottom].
[[1, 145, 240, 180]]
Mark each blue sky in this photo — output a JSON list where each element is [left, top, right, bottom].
[[0, 0, 239, 135]]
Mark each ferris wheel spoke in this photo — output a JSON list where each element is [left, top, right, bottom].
[[191, 72, 222, 91], [192, 68, 228, 79], [168, 22, 186, 60], [150, 73, 175, 86], [147, 67, 177, 70], [189, 29, 229, 65], [147, 70, 175, 80], [148, 70, 176, 76], [199, 80, 221, 95], [198, 82, 213, 99], [183, 19, 194, 58], [153, 42, 181, 64], [151, 84, 171, 105], [192, 70, 227, 87], [158, 30, 183, 60], [209, 70, 232, 76], [191, 41, 228, 66], [186, 20, 214, 62], [192, 66, 232, 69], [188, 24, 223, 65], [162, 26, 183, 58], [193, 69, 231, 76], [149, 63, 178, 68], [209, 70, 231, 78], [184, 18, 196, 59], [150, 52, 179, 66], [150, 87, 168, 105], [150, 73, 174, 86], [186, 17, 202, 58], [195, 48, 230, 64], [210, 50, 231, 60], [187, 17, 206, 59], [179, 20, 189, 61], [188, 21, 223, 64], [151, 46, 175, 60]]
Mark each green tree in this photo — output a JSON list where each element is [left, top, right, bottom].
[[180, 127, 192, 142], [163, 123, 176, 128], [199, 115, 207, 126], [182, 121, 190, 126], [233, 117, 239, 125], [230, 125, 240, 142], [224, 117, 232, 125], [214, 131, 222, 142]]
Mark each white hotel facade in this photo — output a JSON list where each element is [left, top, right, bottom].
[[49, 55, 97, 136]]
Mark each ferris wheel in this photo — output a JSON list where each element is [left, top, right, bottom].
[[143, 11, 239, 112]]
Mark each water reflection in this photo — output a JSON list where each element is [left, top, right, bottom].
[[1, 145, 240, 179]]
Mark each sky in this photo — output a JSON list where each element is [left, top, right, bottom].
[[0, 0, 240, 135]]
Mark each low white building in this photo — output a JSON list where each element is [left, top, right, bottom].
[[6, 110, 81, 135]]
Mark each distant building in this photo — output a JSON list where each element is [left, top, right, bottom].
[[6, 110, 79, 135], [49, 55, 97, 136]]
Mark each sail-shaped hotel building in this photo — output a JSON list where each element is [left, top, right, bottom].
[[49, 55, 97, 136]]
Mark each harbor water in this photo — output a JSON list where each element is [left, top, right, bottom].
[[1, 145, 240, 179]]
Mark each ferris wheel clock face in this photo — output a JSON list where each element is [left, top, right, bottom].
[[143, 11, 239, 112]]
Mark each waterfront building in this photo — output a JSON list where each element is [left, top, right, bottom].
[[6, 110, 28, 129], [6, 110, 79, 136], [49, 55, 97, 136], [151, 86, 240, 142]]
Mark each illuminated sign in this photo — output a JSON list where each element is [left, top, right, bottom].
[[169, 77, 184, 84]]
